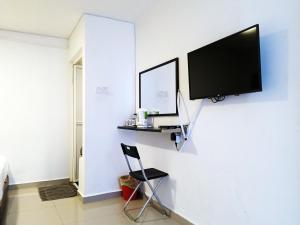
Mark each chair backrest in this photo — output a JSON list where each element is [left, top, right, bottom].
[[121, 143, 140, 159], [121, 143, 143, 173]]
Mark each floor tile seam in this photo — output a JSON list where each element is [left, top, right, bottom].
[[6, 204, 55, 215], [52, 202, 66, 225]]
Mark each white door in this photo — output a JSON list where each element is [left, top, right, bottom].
[[72, 65, 83, 184]]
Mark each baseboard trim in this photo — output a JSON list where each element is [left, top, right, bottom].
[[80, 191, 122, 203], [145, 195, 194, 225], [169, 210, 194, 225], [8, 178, 70, 190]]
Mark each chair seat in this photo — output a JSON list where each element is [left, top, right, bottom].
[[130, 168, 168, 181]]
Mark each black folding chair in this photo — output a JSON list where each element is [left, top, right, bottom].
[[120, 143, 169, 221]]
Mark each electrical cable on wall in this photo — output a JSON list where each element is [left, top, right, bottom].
[[208, 95, 225, 103]]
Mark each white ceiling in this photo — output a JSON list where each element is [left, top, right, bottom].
[[0, 0, 158, 38]]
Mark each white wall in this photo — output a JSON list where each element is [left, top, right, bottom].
[[83, 15, 135, 196], [67, 15, 135, 197], [135, 0, 300, 224], [0, 30, 72, 185]]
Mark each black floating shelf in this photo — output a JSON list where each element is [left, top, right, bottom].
[[117, 126, 162, 132]]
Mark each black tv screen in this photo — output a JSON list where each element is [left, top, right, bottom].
[[187, 24, 262, 100]]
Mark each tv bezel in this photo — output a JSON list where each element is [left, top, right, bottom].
[[187, 24, 262, 100]]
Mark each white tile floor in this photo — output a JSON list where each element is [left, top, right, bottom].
[[4, 187, 182, 225]]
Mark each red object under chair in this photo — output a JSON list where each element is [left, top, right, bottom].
[[121, 185, 138, 200]]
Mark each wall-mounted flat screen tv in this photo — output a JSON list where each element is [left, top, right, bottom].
[[187, 24, 262, 100]]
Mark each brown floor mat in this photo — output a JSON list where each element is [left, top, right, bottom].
[[38, 183, 77, 201]]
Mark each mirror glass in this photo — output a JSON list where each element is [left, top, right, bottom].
[[139, 58, 178, 116]]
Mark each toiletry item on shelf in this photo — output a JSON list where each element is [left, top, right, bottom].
[[147, 116, 154, 128], [124, 114, 136, 127], [136, 108, 148, 128], [131, 114, 137, 126]]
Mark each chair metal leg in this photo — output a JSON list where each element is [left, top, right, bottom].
[[123, 178, 168, 222], [135, 178, 165, 220], [145, 179, 166, 211], [149, 178, 169, 216], [124, 181, 142, 210]]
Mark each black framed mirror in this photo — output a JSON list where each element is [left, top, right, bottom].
[[139, 58, 179, 116]]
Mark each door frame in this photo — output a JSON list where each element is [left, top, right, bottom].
[[71, 64, 83, 184]]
